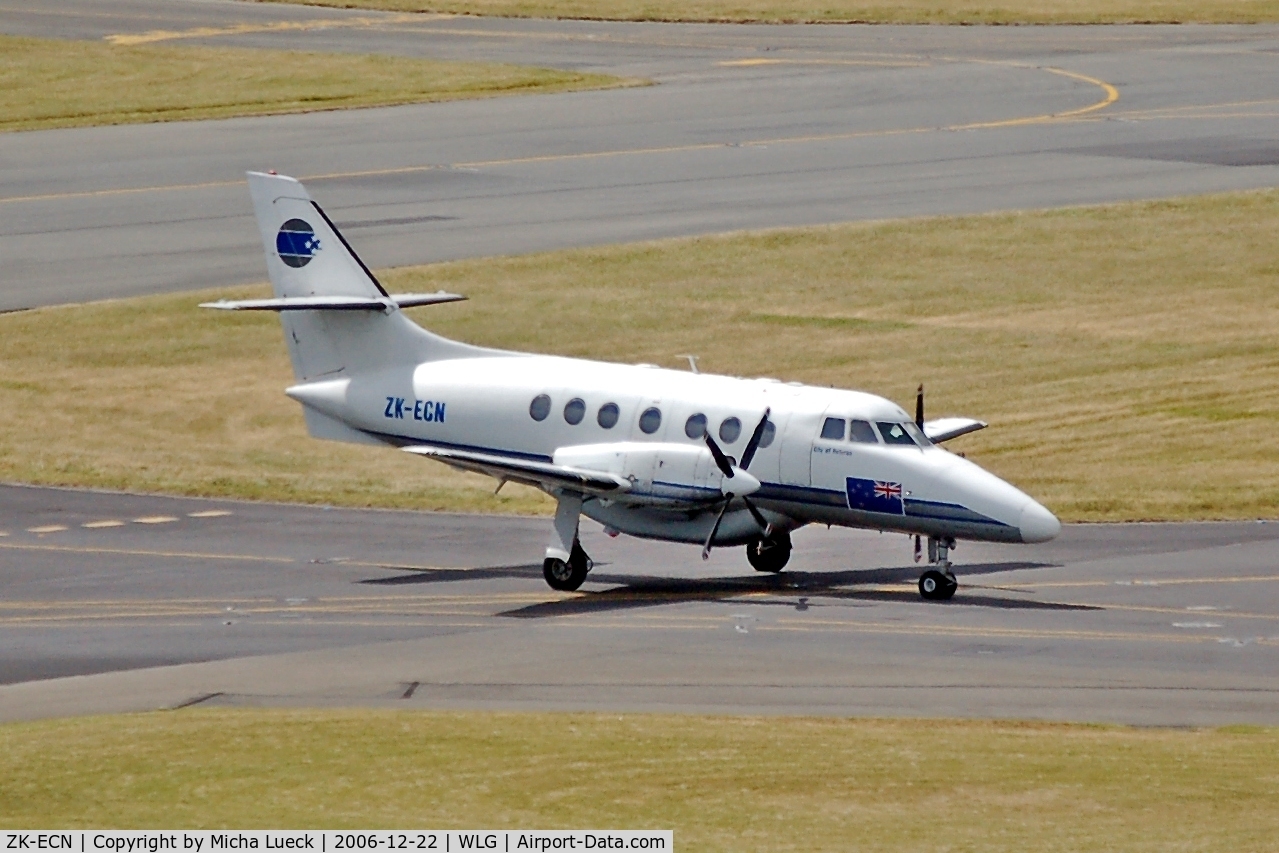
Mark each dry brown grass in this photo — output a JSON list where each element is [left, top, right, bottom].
[[2, 709, 1278, 851], [1, 190, 1275, 520], [0, 34, 629, 133], [263, 0, 1279, 23]]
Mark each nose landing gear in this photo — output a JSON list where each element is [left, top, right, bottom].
[[917, 536, 957, 601]]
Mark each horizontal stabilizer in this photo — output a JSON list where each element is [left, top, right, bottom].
[[200, 292, 466, 312], [404, 446, 632, 495], [923, 417, 988, 443]]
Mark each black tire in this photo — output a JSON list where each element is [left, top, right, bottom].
[[544, 540, 591, 591], [543, 557, 587, 591], [919, 569, 957, 601], [747, 530, 792, 573]]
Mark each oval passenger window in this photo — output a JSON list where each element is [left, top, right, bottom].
[[719, 417, 741, 443], [564, 398, 586, 425], [639, 407, 662, 434], [597, 402, 619, 429], [685, 413, 707, 439], [529, 394, 551, 422], [758, 421, 776, 448]]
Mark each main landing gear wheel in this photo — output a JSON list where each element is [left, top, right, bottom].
[[918, 569, 957, 601], [543, 540, 592, 591], [747, 530, 792, 573]]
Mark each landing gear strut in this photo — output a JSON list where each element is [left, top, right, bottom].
[[543, 539, 592, 591], [543, 492, 590, 591], [918, 536, 957, 601], [746, 530, 792, 573]]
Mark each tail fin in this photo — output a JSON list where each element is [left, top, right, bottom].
[[238, 171, 482, 382], [247, 171, 387, 302]]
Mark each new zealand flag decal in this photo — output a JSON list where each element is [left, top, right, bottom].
[[276, 218, 321, 268], [846, 477, 905, 515]]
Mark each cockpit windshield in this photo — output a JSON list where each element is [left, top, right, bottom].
[[902, 421, 932, 446], [877, 422, 919, 447]]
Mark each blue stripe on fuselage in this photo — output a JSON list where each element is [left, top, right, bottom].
[[355, 429, 1010, 530]]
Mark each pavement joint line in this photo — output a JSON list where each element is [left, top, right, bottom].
[[1070, 603, 1279, 621], [0, 62, 1118, 206], [765, 617, 1278, 645], [0, 541, 294, 562], [0, 593, 560, 607], [0, 607, 514, 624], [718, 58, 928, 68], [1008, 575, 1279, 588], [103, 14, 430, 46]]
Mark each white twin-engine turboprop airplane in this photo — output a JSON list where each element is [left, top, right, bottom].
[[205, 172, 1060, 600]]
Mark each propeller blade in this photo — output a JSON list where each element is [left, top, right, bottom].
[[701, 498, 732, 560], [703, 433, 735, 478], [739, 407, 772, 471], [741, 495, 772, 537], [915, 384, 925, 429]]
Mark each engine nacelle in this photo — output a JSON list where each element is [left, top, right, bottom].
[[554, 442, 726, 503]]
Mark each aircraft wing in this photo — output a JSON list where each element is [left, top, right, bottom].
[[403, 446, 632, 495], [923, 417, 988, 443], [200, 292, 466, 311]]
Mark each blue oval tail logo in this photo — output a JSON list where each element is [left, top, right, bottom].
[[276, 219, 320, 268]]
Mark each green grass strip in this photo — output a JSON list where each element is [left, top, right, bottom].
[[261, 0, 1279, 25], [2, 709, 1278, 850], [0, 35, 632, 133], [1, 190, 1277, 520]]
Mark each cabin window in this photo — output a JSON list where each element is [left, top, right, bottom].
[[877, 422, 918, 446], [902, 421, 932, 446], [820, 417, 846, 441], [563, 398, 586, 425], [529, 394, 551, 422], [685, 413, 707, 439], [597, 402, 619, 429], [758, 421, 777, 449], [849, 419, 878, 443], [639, 407, 662, 434], [719, 417, 742, 443]]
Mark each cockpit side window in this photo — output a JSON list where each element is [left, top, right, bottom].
[[877, 422, 918, 446], [848, 420, 878, 443], [820, 417, 846, 441]]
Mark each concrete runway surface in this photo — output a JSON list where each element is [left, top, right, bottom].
[[2, 2, 1279, 309], [1, 484, 1277, 725]]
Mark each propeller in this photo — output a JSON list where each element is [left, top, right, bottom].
[[701, 408, 772, 560], [912, 385, 925, 563]]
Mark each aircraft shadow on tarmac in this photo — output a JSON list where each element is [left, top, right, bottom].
[[359, 560, 1091, 617], [360, 563, 545, 585]]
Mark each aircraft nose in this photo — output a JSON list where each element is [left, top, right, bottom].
[[1019, 500, 1061, 543]]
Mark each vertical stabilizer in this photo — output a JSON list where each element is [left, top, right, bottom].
[[243, 171, 486, 382], [248, 171, 386, 301]]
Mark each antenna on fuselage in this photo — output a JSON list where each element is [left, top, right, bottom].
[[679, 354, 700, 374]]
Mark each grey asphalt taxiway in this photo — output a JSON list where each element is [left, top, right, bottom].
[[3, 2, 1279, 309], [1, 2, 1278, 725], [2, 484, 1277, 725]]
